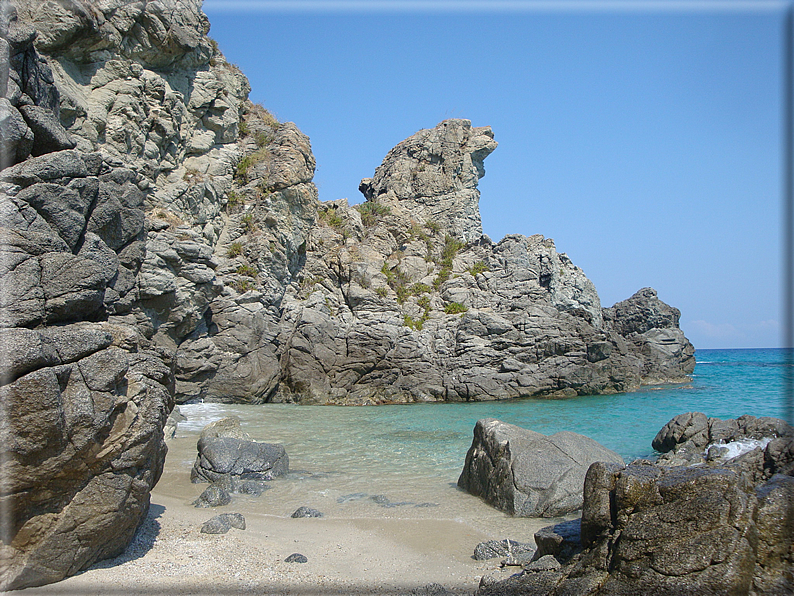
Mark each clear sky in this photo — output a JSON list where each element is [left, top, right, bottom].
[[203, 0, 788, 350]]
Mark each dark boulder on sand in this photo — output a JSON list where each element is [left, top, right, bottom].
[[200, 513, 246, 534]]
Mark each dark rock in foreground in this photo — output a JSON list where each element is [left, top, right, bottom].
[[200, 513, 246, 534], [193, 485, 231, 508], [478, 414, 794, 596], [285, 553, 308, 563], [458, 418, 624, 517], [291, 506, 323, 518]]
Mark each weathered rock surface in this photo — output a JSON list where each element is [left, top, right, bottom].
[[477, 415, 794, 596], [0, 323, 174, 590], [458, 418, 624, 517], [267, 118, 694, 405], [190, 436, 289, 485]]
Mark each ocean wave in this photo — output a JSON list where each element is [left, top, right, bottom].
[[176, 402, 228, 432], [704, 437, 773, 461]]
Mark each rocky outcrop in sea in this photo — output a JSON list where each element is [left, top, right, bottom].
[[0, 0, 696, 588], [477, 413, 794, 596]]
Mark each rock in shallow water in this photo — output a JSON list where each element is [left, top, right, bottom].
[[473, 540, 535, 561], [458, 418, 624, 517], [191, 436, 289, 484]]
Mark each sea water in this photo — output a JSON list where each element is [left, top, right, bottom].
[[169, 348, 792, 522]]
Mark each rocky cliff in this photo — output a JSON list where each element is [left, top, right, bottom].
[[0, 0, 693, 408], [1, 0, 693, 587]]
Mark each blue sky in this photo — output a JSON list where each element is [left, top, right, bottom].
[[203, 0, 787, 349]]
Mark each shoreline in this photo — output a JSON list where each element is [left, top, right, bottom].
[[17, 436, 560, 596]]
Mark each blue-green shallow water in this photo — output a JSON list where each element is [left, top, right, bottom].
[[178, 348, 792, 494]]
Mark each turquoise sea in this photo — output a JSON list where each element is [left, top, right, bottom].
[[177, 348, 793, 497]]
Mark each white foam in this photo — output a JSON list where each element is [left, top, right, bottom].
[[706, 437, 773, 461], [176, 402, 229, 432]]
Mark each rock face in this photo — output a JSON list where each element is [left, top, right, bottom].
[[270, 118, 694, 404], [603, 287, 695, 384], [0, 0, 695, 412], [0, 2, 175, 589], [458, 418, 624, 517], [477, 415, 794, 596]]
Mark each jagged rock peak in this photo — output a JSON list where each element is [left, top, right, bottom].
[[359, 119, 497, 244]]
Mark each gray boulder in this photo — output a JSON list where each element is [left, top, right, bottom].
[[291, 506, 323, 518], [200, 513, 245, 534], [458, 418, 624, 517], [191, 436, 289, 484], [473, 539, 535, 561], [193, 484, 231, 508], [0, 325, 174, 591]]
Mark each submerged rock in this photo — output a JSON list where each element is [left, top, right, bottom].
[[193, 485, 232, 508], [458, 418, 624, 517], [473, 540, 535, 561]]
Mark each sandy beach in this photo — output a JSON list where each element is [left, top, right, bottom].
[[17, 435, 561, 596]]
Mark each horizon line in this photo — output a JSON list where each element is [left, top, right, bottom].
[[202, 0, 788, 15]]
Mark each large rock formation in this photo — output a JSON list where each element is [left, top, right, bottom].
[[0, 0, 695, 413], [477, 414, 794, 596], [271, 118, 694, 404], [0, 0, 697, 586], [0, 4, 175, 587], [458, 418, 624, 517]]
